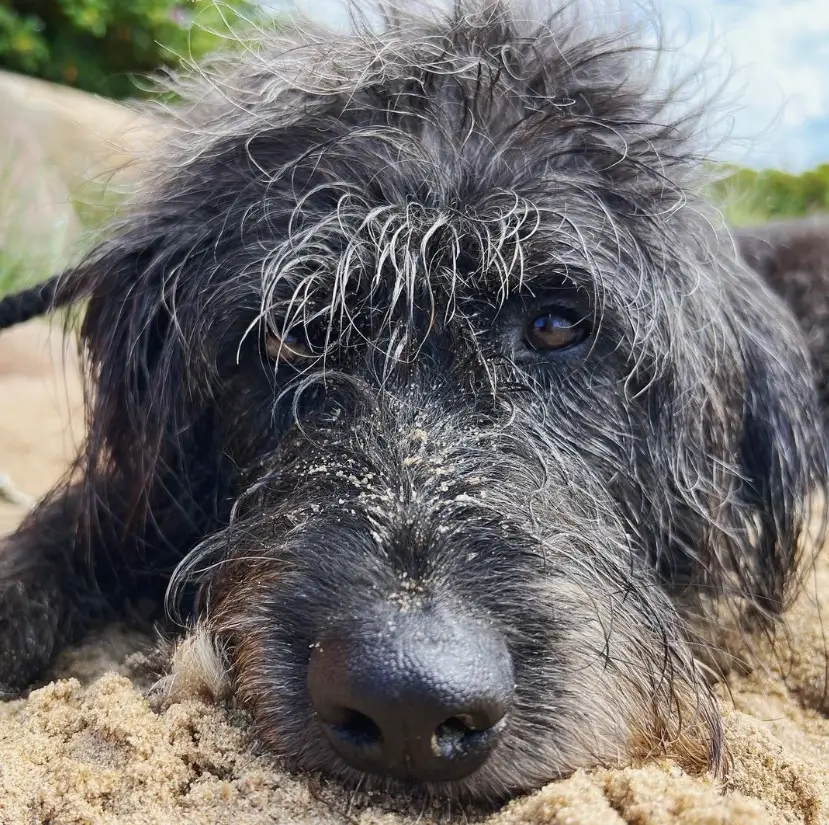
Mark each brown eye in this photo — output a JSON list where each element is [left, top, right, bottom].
[[525, 311, 588, 352], [265, 328, 313, 363]]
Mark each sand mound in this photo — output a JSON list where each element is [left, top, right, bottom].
[[0, 321, 827, 825]]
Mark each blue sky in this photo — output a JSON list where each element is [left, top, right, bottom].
[[657, 0, 829, 171], [266, 1, 829, 172]]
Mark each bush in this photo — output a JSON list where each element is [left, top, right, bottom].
[[710, 164, 829, 226], [0, 0, 259, 99]]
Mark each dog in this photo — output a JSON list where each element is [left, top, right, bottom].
[[0, 0, 826, 805]]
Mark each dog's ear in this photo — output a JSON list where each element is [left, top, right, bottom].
[[77, 223, 187, 466], [66, 205, 239, 539], [664, 263, 828, 628], [730, 291, 828, 618], [641, 242, 827, 630]]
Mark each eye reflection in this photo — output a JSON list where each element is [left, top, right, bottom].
[[524, 311, 588, 353], [265, 328, 314, 363]]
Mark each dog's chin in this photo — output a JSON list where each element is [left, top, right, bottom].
[[240, 664, 639, 808], [254, 713, 578, 809], [289, 751, 522, 810]]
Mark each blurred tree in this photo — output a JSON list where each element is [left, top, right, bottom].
[[0, 0, 260, 99], [710, 163, 829, 226]]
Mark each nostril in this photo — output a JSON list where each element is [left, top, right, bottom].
[[432, 713, 506, 760], [331, 708, 383, 749], [438, 714, 479, 736]]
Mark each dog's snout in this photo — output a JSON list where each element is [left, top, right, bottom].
[[307, 609, 514, 782]]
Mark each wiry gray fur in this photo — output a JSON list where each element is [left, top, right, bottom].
[[0, 0, 826, 807]]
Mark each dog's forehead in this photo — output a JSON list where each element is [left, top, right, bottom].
[[253, 36, 642, 226], [158, 4, 715, 331], [210, 21, 697, 313], [257, 182, 614, 332], [251, 87, 645, 310], [255, 142, 656, 325]]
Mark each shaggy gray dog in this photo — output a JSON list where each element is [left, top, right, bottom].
[[0, 0, 827, 805]]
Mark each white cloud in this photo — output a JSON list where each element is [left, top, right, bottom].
[[656, 0, 829, 169]]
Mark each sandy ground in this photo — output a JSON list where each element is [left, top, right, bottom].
[[0, 321, 827, 825], [0, 322, 84, 533]]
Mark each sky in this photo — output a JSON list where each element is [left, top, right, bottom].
[[265, 0, 829, 172], [657, 0, 829, 171]]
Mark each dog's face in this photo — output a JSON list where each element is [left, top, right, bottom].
[[69, 1, 826, 804]]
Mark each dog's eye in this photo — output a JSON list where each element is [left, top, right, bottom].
[[265, 328, 314, 363], [524, 311, 588, 352]]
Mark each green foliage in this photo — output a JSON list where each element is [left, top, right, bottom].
[[711, 164, 829, 227], [0, 0, 260, 99]]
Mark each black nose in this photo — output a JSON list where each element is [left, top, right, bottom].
[[307, 607, 514, 783]]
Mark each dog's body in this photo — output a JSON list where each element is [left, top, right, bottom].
[[1, 0, 828, 804], [736, 215, 829, 408]]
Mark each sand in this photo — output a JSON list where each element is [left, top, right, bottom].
[[0, 320, 827, 825]]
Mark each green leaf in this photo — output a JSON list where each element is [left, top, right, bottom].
[[0, 0, 265, 98]]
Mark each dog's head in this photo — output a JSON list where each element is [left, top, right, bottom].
[[62, 0, 826, 803]]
